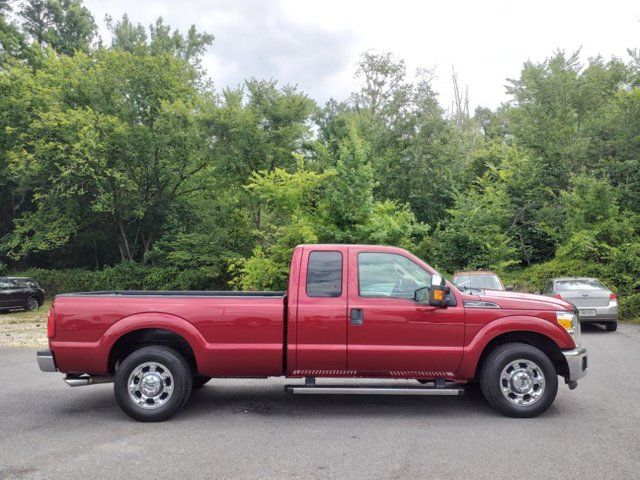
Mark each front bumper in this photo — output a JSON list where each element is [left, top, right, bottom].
[[37, 350, 57, 372], [562, 347, 588, 382]]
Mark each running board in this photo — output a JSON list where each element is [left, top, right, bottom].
[[285, 383, 464, 396]]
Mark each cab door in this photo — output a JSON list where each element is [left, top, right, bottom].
[[346, 247, 465, 377], [293, 246, 349, 374]]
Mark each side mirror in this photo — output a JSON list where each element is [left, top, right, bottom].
[[428, 274, 449, 307], [505, 285, 514, 291]]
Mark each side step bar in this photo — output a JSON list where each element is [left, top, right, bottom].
[[285, 383, 464, 396]]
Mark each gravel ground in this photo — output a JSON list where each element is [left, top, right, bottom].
[[0, 301, 50, 349]]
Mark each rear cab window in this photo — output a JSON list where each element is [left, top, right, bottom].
[[306, 251, 343, 298]]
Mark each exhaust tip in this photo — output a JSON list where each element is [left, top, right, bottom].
[[64, 375, 114, 387]]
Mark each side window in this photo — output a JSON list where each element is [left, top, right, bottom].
[[358, 252, 431, 300], [0, 280, 16, 290], [306, 251, 343, 298]]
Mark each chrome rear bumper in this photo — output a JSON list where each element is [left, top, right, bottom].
[[562, 347, 588, 382], [37, 350, 57, 372]]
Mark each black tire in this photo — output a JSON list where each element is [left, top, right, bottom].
[[25, 297, 39, 312], [605, 322, 618, 332], [480, 343, 558, 418], [193, 375, 211, 389], [114, 346, 193, 422]]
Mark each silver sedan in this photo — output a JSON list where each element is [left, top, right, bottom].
[[542, 277, 618, 331]]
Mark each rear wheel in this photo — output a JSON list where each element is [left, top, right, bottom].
[[25, 297, 39, 312], [480, 343, 558, 418], [114, 346, 193, 422], [605, 322, 617, 332]]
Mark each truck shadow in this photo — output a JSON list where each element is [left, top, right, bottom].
[[179, 383, 519, 420]]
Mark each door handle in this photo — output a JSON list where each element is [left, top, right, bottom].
[[350, 308, 364, 326]]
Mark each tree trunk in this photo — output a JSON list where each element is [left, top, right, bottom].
[[116, 219, 133, 262]]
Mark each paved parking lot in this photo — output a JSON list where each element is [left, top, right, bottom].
[[1, 323, 639, 480]]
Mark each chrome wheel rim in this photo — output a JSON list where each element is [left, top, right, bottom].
[[128, 362, 174, 409], [500, 359, 545, 406]]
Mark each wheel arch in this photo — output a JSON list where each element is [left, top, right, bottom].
[[473, 331, 569, 381], [102, 313, 207, 374], [108, 328, 199, 374]]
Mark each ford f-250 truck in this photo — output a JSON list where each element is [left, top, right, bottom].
[[37, 244, 588, 421]]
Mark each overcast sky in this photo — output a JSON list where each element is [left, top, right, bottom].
[[85, 0, 640, 112]]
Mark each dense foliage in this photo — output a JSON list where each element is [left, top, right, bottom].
[[1, 2, 640, 318]]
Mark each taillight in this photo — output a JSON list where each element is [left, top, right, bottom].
[[47, 308, 55, 338], [609, 292, 617, 304], [552, 294, 563, 300]]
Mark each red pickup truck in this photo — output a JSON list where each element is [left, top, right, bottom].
[[38, 244, 588, 421]]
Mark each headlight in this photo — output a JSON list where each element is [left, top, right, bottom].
[[556, 311, 581, 347]]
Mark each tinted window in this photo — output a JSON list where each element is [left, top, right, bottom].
[[306, 251, 342, 297], [358, 252, 431, 300], [555, 279, 605, 291], [0, 280, 17, 290]]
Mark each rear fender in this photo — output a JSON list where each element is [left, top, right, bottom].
[[101, 312, 207, 368], [53, 312, 207, 374]]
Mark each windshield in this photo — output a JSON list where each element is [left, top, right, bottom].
[[555, 279, 605, 291], [453, 273, 504, 291]]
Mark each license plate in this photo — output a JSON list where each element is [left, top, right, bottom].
[[579, 309, 596, 317]]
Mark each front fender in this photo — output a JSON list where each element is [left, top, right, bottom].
[[456, 315, 573, 379]]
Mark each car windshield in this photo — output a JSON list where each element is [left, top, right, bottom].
[[453, 274, 503, 291], [555, 279, 605, 291]]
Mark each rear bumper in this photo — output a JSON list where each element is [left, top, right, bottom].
[[562, 347, 588, 382], [577, 304, 617, 323], [37, 350, 57, 372]]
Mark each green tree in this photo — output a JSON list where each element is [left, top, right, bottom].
[[19, 0, 96, 56]]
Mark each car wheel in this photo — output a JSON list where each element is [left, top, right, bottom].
[[114, 346, 193, 422], [25, 297, 39, 312], [193, 375, 211, 389], [605, 322, 618, 332], [480, 343, 558, 418]]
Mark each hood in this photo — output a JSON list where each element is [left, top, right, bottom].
[[461, 289, 573, 311]]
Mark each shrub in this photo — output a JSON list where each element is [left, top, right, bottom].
[[619, 293, 640, 321], [8, 263, 230, 297]]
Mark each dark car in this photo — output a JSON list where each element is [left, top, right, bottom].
[[0, 277, 45, 312]]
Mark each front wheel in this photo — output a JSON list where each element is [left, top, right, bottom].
[[480, 343, 558, 418], [114, 346, 193, 422]]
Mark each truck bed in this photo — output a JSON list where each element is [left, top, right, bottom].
[[50, 291, 287, 377]]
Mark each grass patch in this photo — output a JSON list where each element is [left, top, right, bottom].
[[0, 300, 51, 325]]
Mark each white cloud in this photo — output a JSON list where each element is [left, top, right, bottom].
[[85, 0, 640, 111]]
